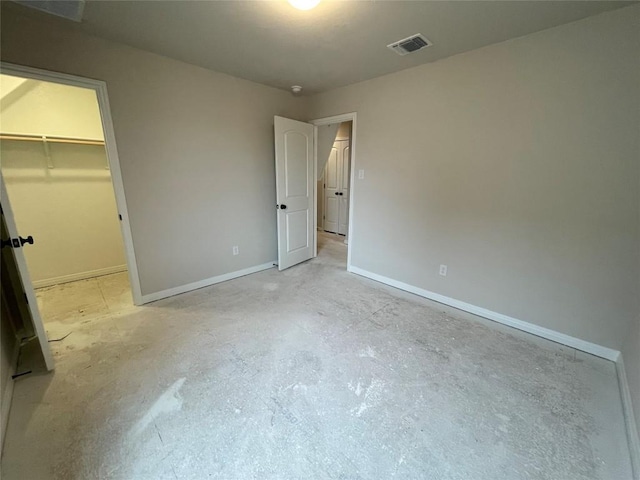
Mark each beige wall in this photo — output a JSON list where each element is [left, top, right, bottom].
[[308, 6, 640, 352], [317, 123, 340, 178], [0, 76, 105, 140], [2, 142, 126, 286], [335, 121, 351, 140], [0, 6, 307, 296]]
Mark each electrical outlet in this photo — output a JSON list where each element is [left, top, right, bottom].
[[232, 246, 239, 256], [439, 264, 447, 276], [358, 169, 365, 180]]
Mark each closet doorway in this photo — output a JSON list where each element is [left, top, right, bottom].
[[317, 121, 353, 243], [0, 64, 141, 368]]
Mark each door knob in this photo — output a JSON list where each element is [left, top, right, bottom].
[[335, 192, 339, 195], [20, 236, 34, 246], [1, 236, 34, 249], [280, 204, 287, 210]]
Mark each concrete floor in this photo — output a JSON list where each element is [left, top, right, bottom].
[[1, 232, 633, 479]]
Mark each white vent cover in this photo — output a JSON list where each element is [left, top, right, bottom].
[[387, 34, 432, 56]]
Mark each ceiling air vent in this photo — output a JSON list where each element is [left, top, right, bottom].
[[387, 34, 432, 56], [13, 0, 86, 22]]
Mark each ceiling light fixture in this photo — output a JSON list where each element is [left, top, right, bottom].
[[288, 0, 321, 11]]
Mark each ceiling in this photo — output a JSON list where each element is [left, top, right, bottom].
[[10, 0, 636, 94]]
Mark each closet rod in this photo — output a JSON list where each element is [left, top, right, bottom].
[[0, 133, 105, 146]]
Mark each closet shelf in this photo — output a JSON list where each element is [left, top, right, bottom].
[[0, 133, 105, 146]]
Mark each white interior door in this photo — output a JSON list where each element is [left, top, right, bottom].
[[323, 139, 350, 235], [323, 146, 339, 233], [0, 174, 54, 371], [338, 143, 350, 235], [274, 116, 314, 271]]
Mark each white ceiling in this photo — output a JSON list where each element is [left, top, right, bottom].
[[14, 1, 636, 94]]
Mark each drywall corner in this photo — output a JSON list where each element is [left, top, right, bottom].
[[620, 318, 640, 479], [617, 356, 640, 479]]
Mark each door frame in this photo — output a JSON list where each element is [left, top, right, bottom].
[[310, 112, 357, 271], [0, 61, 143, 305]]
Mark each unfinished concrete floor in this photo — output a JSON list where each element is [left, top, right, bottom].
[[1, 232, 633, 479]]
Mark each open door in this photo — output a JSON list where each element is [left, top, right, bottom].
[[0, 174, 54, 371], [274, 116, 314, 271]]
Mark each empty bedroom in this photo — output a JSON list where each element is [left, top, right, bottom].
[[0, 1, 638, 479]]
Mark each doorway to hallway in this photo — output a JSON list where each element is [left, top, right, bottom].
[[320, 123, 351, 238]]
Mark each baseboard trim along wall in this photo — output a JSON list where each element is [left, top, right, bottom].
[[141, 261, 277, 304], [351, 266, 640, 471], [348, 266, 621, 362], [616, 357, 640, 479], [32, 265, 128, 289]]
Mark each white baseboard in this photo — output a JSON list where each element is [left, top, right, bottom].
[[348, 266, 620, 362], [617, 356, 640, 479], [33, 265, 128, 289], [141, 261, 276, 304]]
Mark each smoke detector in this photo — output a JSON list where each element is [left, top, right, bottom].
[[291, 85, 303, 94], [387, 34, 432, 56]]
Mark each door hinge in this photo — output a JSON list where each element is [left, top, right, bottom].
[[118, 214, 122, 221]]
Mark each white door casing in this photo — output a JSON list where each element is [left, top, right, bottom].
[[0, 62, 143, 305], [311, 112, 357, 268], [274, 116, 314, 271], [0, 174, 54, 371]]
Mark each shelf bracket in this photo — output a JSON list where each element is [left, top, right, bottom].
[[42, 136, 54, 169]]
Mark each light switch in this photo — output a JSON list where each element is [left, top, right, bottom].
[[358, 169, 365, 180]]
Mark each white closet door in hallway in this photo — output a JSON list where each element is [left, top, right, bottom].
[[323, 139, 350, 235]]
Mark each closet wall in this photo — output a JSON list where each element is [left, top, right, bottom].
[[0, 76, 126, 287]]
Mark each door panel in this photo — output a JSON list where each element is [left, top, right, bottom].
[[285, 210, 309, 252], [323, 147, 339, 233], [325, 147, 339, 190], [339, 144, 351, 235], [325, 197, 339, 234], [274, 116, 314, 271], [284, 131, 309, 198], [0, 174, 54, 371]]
